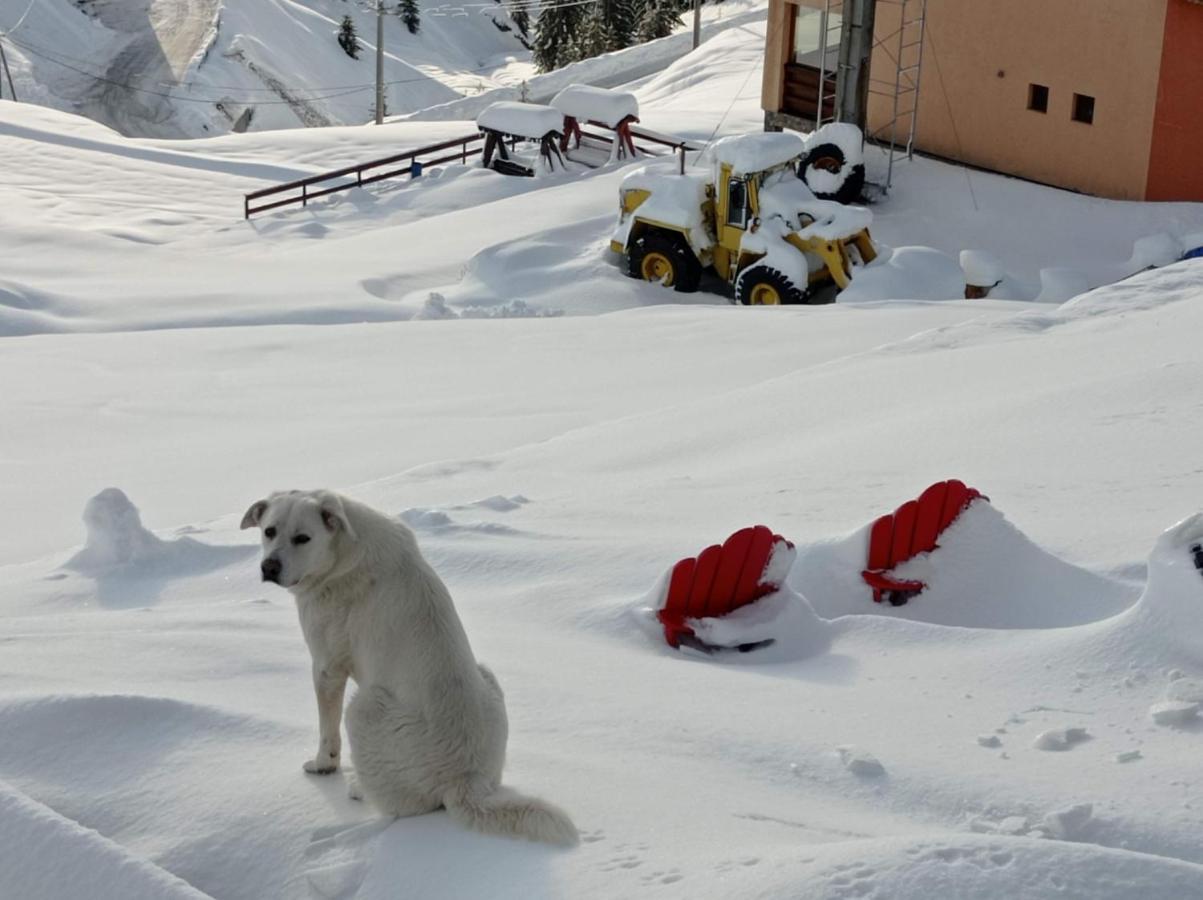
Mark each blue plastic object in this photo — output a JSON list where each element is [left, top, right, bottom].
[[1183, 246, 1203, 261]]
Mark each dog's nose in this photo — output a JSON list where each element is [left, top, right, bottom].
[[261, 558, 282, 583]]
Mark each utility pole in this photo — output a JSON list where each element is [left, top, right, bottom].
[[692, 0, 701, 50], [375, 0, 385, 124], [0, 38, 17, 102]]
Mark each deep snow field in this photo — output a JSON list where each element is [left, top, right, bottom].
[[4, 9, 1203, 900]]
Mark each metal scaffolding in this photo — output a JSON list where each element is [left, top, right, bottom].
[[866, 0, 928, 191], [814, 0, 845, 127]]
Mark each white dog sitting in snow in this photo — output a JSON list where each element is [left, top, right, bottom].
[[241, 489, 577, 846]]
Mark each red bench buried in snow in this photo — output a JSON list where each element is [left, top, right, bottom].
[[657, 525, 795, 650], [861, 479, 987, 606]]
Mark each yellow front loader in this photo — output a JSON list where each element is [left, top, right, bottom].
[[611, 132, 876, 304]]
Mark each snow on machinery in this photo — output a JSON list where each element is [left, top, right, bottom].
[[611, 130, 877, 304]]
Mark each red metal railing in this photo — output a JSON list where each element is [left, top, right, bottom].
[[243, 132, 484, 218]]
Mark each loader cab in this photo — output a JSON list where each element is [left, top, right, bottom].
[[726, 176, 749, 229]]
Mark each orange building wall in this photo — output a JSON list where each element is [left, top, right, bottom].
[[1146, 0, 1203, 201], [866, 0, 1169, 200]]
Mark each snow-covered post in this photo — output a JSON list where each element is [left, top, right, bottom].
[[375, 0, 385, 125], [960, 250, 1004, 299]]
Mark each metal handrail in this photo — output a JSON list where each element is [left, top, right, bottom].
[[244, 132, 484, 218]]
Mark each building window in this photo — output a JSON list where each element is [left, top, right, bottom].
[[792, 4, 841, 68], [1072, 93, 1095, 124], [1028, 84, 1049, 113]]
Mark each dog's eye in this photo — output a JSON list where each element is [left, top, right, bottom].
[[264, 527, 277, 539], [292, 534, 310, 546]]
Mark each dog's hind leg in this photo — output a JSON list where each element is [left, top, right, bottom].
[[346, 685, 443, 818]]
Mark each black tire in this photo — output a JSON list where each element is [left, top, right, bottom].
[[800, 142, 866, 205], [627, 231, 702, 293], [734, 266, 809, 306]]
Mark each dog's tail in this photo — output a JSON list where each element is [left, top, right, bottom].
[[443, 777, 578, 847]]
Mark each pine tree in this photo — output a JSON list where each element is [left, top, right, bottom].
[[577, 7, 609, 59], [397, 0, 420, 34], [337, 15, 360, 59], [507, 0, 530, 39], [636, 0, 681, 42], [532, 4, 586, 72], [602, 0, 635, 50]]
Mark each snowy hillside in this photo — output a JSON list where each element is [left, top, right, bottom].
[[4, 7, 1203, 900], [1, 0, 527, 136], [1, 0, 764, 138]]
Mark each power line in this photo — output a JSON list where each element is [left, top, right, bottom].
[[5, 33, 530, 104], [0, 0, 38, 38]]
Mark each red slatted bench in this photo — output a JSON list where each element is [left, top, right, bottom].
[[657, 525, 794, 649], [861, 479, 986, 606]]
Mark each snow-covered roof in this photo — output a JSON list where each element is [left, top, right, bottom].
[[476, 102, 562, 138], [709, 132, 806, 175], [549, 84, 639, 128]]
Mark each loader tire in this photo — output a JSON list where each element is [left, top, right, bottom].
[[628, 232, 702, 293], [800, 143, 866, 205], [735, 267, 809, 306]]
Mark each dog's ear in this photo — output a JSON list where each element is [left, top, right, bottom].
[[240, 498, 269, 530], [318, 493, 357, 540]]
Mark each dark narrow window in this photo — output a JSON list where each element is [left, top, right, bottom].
[[727, 179, 748, 228], [1072, 93, 1095, 124], [1028, 84, 1049, 113]]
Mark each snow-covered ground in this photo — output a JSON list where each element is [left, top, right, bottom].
[[4, 7, 1203, 899], [1, 0, 764, 138]]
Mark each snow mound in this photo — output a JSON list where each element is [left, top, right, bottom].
[[1127, 233, 1184, 272], [960, 249, 1005, 288], [838, 246, 965, 303], [791, 500, 1138, 628], [64, 489, 252, 586], [1148, 700, 1199, 727], [786, 833, 1203, 900], [836, 745, 885, 777], [1104, 513, 1203, 662], [1032, 726, 1091, 751], [67, 488, 167, 571], [0, 779, 213, 900], [1035, 267, 1091, 304], [0, 693, 313, 900], [680, 585, 833, 663], [399, 507, 521, 537], [1041, 802, 1095, 840]]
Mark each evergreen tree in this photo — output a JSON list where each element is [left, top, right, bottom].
[[532, 4, 585, 72], [397, 0, 420, 34], [337, 14, 360, 59], [577, 7, 609, 59], [507, 0, 530, 39], [636, 0, 681, 42], [601, 0, 636, 50]]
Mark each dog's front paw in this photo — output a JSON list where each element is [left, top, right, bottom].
[[347, 775, 364, 802], [303, 754, 340, 775]]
